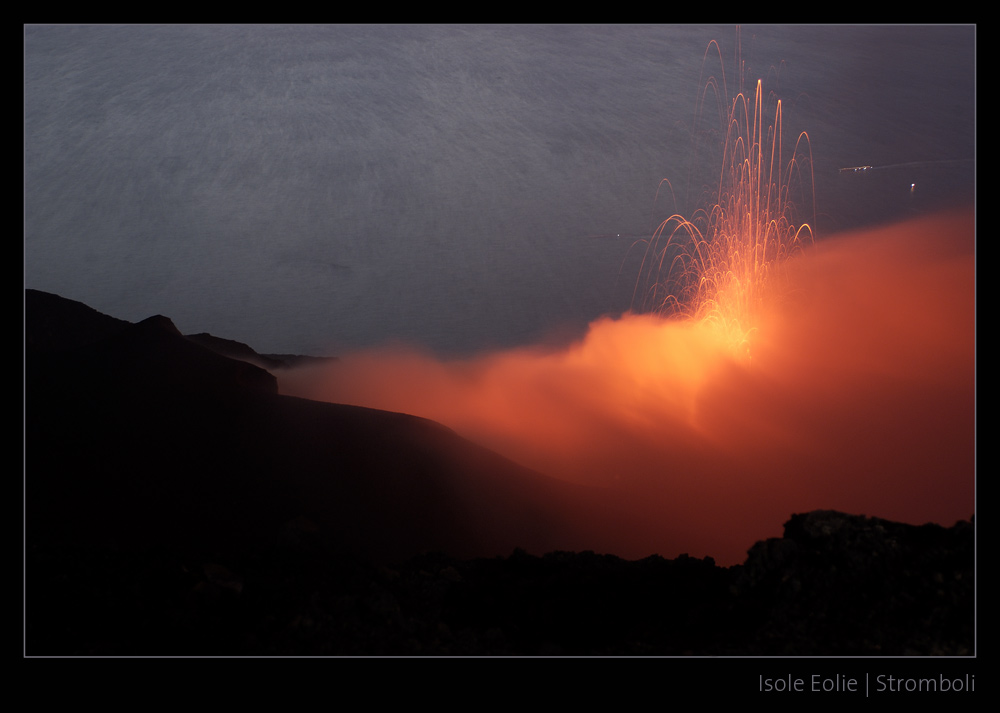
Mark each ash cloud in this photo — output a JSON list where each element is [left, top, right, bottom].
[[279, 210, 974, 564]]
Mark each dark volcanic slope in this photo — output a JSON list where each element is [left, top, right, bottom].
[[25, 288, 131, 352], [184, 331, 289, 371], [25, 289, 624, 563]]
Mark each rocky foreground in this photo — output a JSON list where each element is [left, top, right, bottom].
[[26, 510, 972, 656]]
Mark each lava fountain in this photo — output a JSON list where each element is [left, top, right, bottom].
[[631, 36, 816, 361]]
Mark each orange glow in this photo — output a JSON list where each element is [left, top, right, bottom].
[[280, 36, 972, 565], [279, 210, 975, 565]]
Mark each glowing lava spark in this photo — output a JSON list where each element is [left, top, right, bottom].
[[632, 36, 816, 361]]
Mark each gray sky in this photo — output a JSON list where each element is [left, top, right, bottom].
[[25, 24, 975, 356]]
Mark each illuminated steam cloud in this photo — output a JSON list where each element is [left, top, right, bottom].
[[279, 210, 974, 564]]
